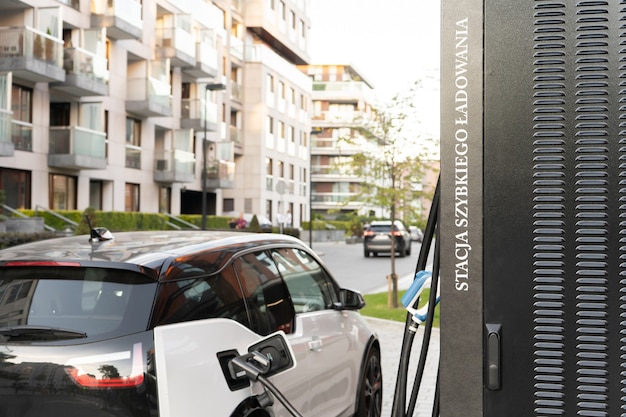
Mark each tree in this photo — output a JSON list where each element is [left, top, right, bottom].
[[345, 82, 433, 308]]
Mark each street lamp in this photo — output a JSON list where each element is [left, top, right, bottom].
[[202, 82, 226, 230]]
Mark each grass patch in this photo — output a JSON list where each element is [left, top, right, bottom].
[[361, 289, 440, 328]]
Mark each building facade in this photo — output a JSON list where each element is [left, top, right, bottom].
[[300, 63, 378, 219], [0, 0, 311, 228]]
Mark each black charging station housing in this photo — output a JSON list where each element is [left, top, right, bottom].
[[441, 1, 626, 416]]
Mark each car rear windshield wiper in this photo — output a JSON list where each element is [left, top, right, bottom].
[[0, 325, 87, 341]]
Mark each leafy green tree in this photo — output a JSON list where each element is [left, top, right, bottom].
[[345, 83, 433, 308]]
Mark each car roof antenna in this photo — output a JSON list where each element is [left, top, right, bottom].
[[86, 214, 114, 242]]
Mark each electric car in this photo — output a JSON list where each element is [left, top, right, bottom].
[[0, 230, 381, 417], [363, 220, 412, 257]]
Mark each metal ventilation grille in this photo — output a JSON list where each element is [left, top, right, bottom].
[[532, 1, 623, 416]]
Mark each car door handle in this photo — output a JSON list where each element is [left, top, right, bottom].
[[308, 336, 323, 351]]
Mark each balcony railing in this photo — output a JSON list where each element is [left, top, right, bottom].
[[0, 108, 12, 145], [125, 145, 141, 169], [229, 125, 242, 146], [230, 36, 243, 60], [49, 126, 106, 158], [311, 192, 359, 203], [196, 38, 218, 69], [154, 149, 195, 183], [181, 98, 218, 124], [0, 26, 63, 66], [156, 26, 196, 61], [63, 47, 109, 81], [11, 121, 32, 151], [91, 0, 143, 31], [206, 160, 235, 189]]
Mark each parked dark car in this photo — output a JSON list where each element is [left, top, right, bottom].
[[363, 220, 412, 257], [0, 230, 381, 417]]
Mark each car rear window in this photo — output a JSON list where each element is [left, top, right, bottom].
[[370, 225, 393, 232], [0, 266, 157, 341]]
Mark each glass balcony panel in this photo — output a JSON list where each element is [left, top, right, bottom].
[[230, 83, 242, 101], [0, 27, 63, 67], [148, 77, 171, 107], [230, 37, 243, 60], [206, 160, 235, 188], [91, 0, 143, 29], [266, 175, 273, 191], [197, 30, 218, 68], [0, 108, 12, 144], [229, 125, 242, 147], [125, 145, 141, 169], [311, 192, 358, 203], [11, 121, 32, 151], [174, 149, 195, 176], [63, 47, 109, 81], [49, 126, 106, 158]]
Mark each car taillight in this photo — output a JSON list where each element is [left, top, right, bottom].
[[363, 230, 374, 237], [391, 231, 403, 237], [65, 342, 144, 388]]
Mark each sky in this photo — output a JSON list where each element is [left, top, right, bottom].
[[307, 0, 441, 143]]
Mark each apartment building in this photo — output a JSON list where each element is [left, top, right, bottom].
[[0, 0, 311, 228], [299, 64, 379, 219]]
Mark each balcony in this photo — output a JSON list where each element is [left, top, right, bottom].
[[126, 76, 172, 117], [205, 160, 235, 189], [183, 30, 218, 78], [181, 98, 218, 132], [0, 27, 65, 83], [48, 126, 107, 170], [156, 25, 196, 68], [230, 36, 243, 61], [154, 149, 195, 183], [244, 0, 310, 65], [52, 47, 108, 96], [311, 192, 361, 210], [91, 0, 143, 40], [0, 109, 13, 156]]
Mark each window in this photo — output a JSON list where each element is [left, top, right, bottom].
[[153, 265, 248, 327], [50, 102, 70, 126], [234, 251, 295, 335], [266, 158, 273, 175], [125, 183, 140, 212], [267, 74, 275, 93], [11, 84, 32, 123], [223, 198, 235, 212], [267, 116, 274, 135], [49, 174, 77, 210], [126, 118, 141, 146], [0, 168, 31, 209], [159, 187, 171, 213], [272, 248, 339, 313]]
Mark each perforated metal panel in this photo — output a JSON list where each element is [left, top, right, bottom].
[[442, 1, 626, 416]]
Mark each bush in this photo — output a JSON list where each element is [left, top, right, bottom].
[[0, 232, 59, 249]]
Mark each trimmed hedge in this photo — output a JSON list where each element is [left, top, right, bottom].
[[10, 209, 301, 238]]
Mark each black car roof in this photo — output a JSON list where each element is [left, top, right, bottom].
[[0, 230, 306, 270]]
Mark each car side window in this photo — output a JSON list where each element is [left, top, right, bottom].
[[152, 265, 249, 328], [233, 251, 295, 335], [271, 247, 339, 313]]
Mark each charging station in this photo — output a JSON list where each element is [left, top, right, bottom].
[[439, 1, 626, 415]]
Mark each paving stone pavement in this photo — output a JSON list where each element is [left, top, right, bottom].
[[364, 317, 440, 417]]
